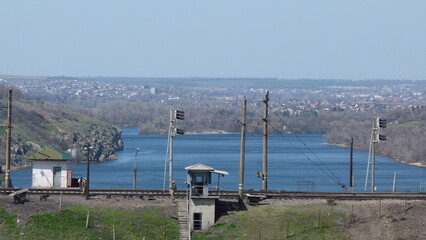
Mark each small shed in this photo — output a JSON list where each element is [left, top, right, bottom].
[[28, 146, 72, 188]]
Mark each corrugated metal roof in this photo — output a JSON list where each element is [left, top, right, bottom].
[[27, 146, 71, 161], [185, 163, 229, 175], [185, 163, 214, 171]]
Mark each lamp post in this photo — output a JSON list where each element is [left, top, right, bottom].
[[84, 144, 93, 200], [133, 148, 140, 189]]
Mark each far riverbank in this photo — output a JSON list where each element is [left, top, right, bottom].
[[325, 142, 426, 168]]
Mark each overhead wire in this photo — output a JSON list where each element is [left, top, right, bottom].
[[266, 122, 346, 189], [268, 106, 347, 189]]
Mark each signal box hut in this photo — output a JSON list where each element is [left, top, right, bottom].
[[28, 146, 72, 188], [185, 163, 228, 232]]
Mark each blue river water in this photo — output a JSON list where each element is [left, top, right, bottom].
[[11, 127, 426, 192]]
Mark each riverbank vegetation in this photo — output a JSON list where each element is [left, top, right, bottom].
[[52, 96, 426, 164], [3, 81, 425, 166], [326, 109, 426, 164]]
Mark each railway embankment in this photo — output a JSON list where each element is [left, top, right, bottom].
[[1, 191, 425, 239]]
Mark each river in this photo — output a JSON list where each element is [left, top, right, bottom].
[[11, 127, 426, 192]]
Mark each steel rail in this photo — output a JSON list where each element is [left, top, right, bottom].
[[1, 188, 425, 200]]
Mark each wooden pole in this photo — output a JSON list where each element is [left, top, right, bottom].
[[286, 219, 289, 238], [262, 91, 269, 191], [86, 144, 91, 200], [5, 89, 12, 188], [350, 137, 354, 191], [238, 97, 247, 199], [86, 211, 90, 228], [317, 210, 321, 228]]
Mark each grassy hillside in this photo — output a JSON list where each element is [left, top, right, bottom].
[[0, 205, 178, 240], [194, 202, 349, 240]]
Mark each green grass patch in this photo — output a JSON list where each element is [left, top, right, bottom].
[[194, 203, 349, 240], [0, 205, 178, 240], [0, 205, 20, 239]]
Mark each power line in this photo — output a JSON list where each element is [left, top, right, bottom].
[[266, 122, 346, 189], [268, 107, 347, 189]]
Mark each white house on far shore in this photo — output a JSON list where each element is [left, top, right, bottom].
[[28, 146, 72, 188]]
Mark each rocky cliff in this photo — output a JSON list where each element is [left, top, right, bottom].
[[0, 98, 123, 167]]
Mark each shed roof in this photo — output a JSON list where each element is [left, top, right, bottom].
[[185, 163, 229, 175], [28, 146, 72, 161], [185, 163, 214, 171]]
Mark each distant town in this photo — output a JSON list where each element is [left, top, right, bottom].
[[1, 76, 425, 116]]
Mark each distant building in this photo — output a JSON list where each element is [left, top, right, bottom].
[[28, 146, 72, 188], [150, 87, 156, 94]]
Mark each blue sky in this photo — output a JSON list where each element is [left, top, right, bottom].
[[1, 1, 425, 79]]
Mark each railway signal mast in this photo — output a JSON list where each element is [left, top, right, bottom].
[[371, 117, 387, 192], [169, 108, 184, 196]]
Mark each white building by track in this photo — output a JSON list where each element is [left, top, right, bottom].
[[28, 146, 72, 188]]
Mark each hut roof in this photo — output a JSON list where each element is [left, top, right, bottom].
[[28, 146, 71, 161]]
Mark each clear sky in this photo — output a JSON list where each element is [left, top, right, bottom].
[[1, 1, 426, 80]]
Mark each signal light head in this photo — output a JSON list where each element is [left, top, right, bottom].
[[175, 128, 184, 135], [175, 110, 185, 120], [378, 118, 387, 128]]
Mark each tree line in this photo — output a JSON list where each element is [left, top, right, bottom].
[[28, 94, 426, 165]]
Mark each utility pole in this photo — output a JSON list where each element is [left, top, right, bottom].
[[133, 148, 140, 189], [5, 89, 12, 188], [85, 144, 92, 200], [238, 97, 247, 199], [262, 91, 269, 191], [371, 117, 377, 192], [349, 137, 354, 192]]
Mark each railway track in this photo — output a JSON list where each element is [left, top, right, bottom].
[[1, 188, 425, 200]]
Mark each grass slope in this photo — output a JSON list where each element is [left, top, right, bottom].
[[0, 205, 178, 240], [194, 202, 349, 240]]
